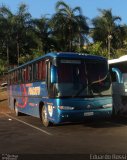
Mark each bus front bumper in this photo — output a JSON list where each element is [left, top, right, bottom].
[[57, 108, 112, 123]]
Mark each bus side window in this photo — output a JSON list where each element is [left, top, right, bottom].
[[33, 63, 39, 81], [17, 70, 19, 83], [35, 62, 38, 80], [33, 63, 36, 81], [18, 69, 22, 83], [13, 72, 15, 84], [9, 73, 11, 85], [15, 70, 18, 83], [25, 66, 28, 82], [12, 72, 14, 84], [28, 65, 33, 82], [22, 68, 27, 83], [42, 60, 46, 81], [22, 68, 24, 83], [7, 73, 10, 85], [38, 61, 42, 80], [36, 63, 39, 80], [14, 71, 16, 84]]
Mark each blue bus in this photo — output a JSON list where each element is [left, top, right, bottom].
[[8, 52, 112, 127]]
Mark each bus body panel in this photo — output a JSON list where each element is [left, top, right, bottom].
[[52, 97, 112, 123], [9, 80, 112, 124]]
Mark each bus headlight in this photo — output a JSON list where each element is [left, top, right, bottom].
[[59, 106, 75, 110]]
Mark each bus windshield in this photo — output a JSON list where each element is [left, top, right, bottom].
[[86, 60, 111, 97], [55, 59, 111, 98]]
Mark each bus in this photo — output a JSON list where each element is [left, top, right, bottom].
[[109, 55, 127, 115], [8, 52, 112, 127]]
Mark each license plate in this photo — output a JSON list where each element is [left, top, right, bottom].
[[84, 112, 94, 116]]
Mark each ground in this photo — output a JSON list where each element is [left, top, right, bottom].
[[1, 87, 127, 160], [0, 87, 10, 113]]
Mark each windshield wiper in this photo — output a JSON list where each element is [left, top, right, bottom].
[[72, 84, 92, 98]]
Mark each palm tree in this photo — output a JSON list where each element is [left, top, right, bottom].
[[0, 4, 33, 66], [51, 1, 89, 51], [32, 16, 55, 54], [12, 3, 32, 65], [92, 9, 122, 58], [0, 5, 13, 67]]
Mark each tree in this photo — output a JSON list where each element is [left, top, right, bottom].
[[32, 16, 55, 54], [51, 1, 89, 51], [91, 9, 123, 58], [87, 42, 108, 57], [0, 59, 7, 74], [12, 3, 33, 65], [0, 5, 13, 66]]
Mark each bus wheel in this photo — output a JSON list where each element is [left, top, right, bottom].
[[112, 105, 116, 118], [41, 106, 51, 127]]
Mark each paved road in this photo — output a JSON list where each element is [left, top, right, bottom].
[[1, 111, 127, 157]]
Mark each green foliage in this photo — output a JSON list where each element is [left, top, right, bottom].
[[87, 42, 108, 58], [0, 59, 7, 75], [113, 48, 127, 59], [0, 2, 127, 67], [51, 1, 89, 51], [91, 9, 127, 58], [32, 49, 44, 59], [19, 49, 45, 64], [19, 54, 33, 64]]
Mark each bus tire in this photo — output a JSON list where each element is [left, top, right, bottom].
[[112, 105, 116, 118], [41, 106, 51, 127]]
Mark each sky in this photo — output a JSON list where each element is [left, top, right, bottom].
[[0, 0, 127, 25]]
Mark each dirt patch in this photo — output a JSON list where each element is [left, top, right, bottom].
[[0, 88, 12, 113]]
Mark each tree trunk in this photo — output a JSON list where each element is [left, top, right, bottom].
[[17, 42, 20, 66], [6, 43, 9, 69]]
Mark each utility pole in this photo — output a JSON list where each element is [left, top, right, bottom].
[[7, 44, 9, 70], [17, 42, 19, 66]]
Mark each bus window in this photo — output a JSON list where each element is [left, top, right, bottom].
[[22, 68, 27, 83], [33, 63, 36, 81], [36, 63, 39, 80], [9, 73, 11, 85], [28, 65, 33, 82], [12, 72, 14, 84], [15, 70, 18, 83], [33, 62, 39, 81], [25, 66, 28, 82], [18, 69, 22, 83], [13, 72, 15, 84], [14, 71, 16, 84], [57, 61, 85, 84], [22, 68, 25, 82], [41, 60, 46, 81], [38, 61, 42, 80]]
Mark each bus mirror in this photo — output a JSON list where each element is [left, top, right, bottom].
[[112, 67, 122, 83], [51, 65, 57, 83]]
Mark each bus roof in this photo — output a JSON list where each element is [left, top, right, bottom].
[[8, 52, 107, 72], [108, 55, 127, 64]]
